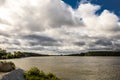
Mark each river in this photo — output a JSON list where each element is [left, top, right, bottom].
[[4, 56, 120, 80]]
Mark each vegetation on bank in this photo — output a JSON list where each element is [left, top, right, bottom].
[[24, 67, 61, 80], [0, 48, 48, 59], [0, 61, 61, 80], [67, 51, 120, 56], [1, 48, 120, 59]]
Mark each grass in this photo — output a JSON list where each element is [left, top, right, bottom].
[[24, 67, 61, 80]]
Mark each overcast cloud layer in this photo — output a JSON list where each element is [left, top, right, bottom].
[[0, 0, 120, 54]]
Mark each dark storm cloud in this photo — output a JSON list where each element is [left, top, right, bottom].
[[95, 39, 112, 46], [0, 32, 10, 37], [21, 34, 60, 46], [22, 34, 56, 42], [0, 38, 20, 46], [87, 47, 112, 51], [74, 41, 86, 46], [22, 46, 45, 50]]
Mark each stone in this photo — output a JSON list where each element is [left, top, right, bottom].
[[0, 62, 15, 72], [0, 69, 25, 80]]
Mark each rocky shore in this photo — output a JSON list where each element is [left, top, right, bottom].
[[0, 61, 60, 80], [0, 61, 15, 72], [0, 61, 24, 80], [0, 69, 25, 80]]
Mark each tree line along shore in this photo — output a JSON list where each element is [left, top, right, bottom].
[[0, 48, 48, 59], [1, 48, 120, 60], [67, 51, 120, 56]]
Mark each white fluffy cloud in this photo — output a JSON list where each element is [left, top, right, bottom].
[[75, 3, 120, 38], [0, 0, 120, 54], [0, 0, 83, 33]]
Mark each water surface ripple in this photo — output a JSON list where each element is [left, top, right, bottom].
[[5, 56, 120, 80]]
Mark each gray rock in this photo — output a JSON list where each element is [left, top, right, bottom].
[[0, 69, 25, 80], [0, 62, 15, 72]]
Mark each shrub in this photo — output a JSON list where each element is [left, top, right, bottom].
[[25, 67, 61, 80]]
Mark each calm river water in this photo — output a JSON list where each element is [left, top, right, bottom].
[[5, 56, 120, 80]]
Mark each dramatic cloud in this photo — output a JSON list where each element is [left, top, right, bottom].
[[0, 0, 120, 54]]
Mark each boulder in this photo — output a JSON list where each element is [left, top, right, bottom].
[[0, 69, 25, 80], [0, 61, 15, 72]]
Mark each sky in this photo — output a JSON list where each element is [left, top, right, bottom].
[[0, 0, 120, 55], [63, 0, 120, 17]]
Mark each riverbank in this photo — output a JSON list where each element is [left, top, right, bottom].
[[4, 56, 120, 80], [0, 68, 25, 80], [0, 61, 61, 80], [0, 68, 61, 80]]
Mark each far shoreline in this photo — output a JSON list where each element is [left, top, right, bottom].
[[1, 48, 120, 60]]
